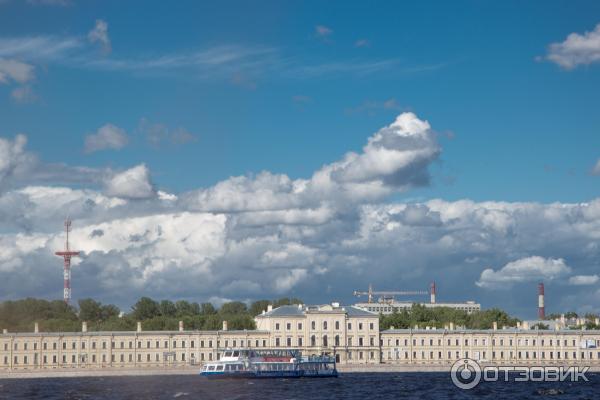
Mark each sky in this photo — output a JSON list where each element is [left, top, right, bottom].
[[1, 0, 600, 318]]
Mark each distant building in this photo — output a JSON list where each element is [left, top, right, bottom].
[[355, 300, 481, 315]]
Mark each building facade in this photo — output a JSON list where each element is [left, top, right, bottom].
[[355, 301, 481, 315], [380, 327, 600, 365], [2, 304, 600, 371], [254, 303, 381, 364]]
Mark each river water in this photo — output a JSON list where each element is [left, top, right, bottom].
[[1, 372, 598, 399]]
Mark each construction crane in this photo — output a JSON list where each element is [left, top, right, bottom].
[[353, 283, 429, 304]]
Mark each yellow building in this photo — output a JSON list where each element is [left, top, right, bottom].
[[3, 304, 600, 371], [380, 327, 600, 365], [254, 303, 381, 364]]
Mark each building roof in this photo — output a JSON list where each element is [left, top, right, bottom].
[[382, 328, 600, 335], [255, 304, 377, 318], [1, 330, 270, 337]]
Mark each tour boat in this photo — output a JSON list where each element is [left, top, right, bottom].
[[199, 349, 338, 379]]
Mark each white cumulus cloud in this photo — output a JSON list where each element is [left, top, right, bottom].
[[88, 19, 111, 54], [0, 58, 35, 84], [591, 159, 600, 176], [544, 23, 600, 69], [104, 164, 155, 199], [476, 256, 571, 288], [84, 123, 129, 153], [569, 275, 600, 285]]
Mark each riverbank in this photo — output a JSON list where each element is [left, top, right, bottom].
[[2, 363, 599, 379]]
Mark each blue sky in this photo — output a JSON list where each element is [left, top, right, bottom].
[[1, 1, 600, 317]]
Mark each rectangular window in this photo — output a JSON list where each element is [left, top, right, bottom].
[[359, 323, 363, 330], [92, 355, 96, 363], [348, 323, 352, 330], [298, 323, 303, 330], [53, 355, 57, 363], [82, 342, 86, 350], [369, 323, 374, 330], [191, 341, 195, 348], [276, 323, 280, 330], [298, 337, 303, 347], [92, 342, 96, 350], [138, 354, 142, 362]]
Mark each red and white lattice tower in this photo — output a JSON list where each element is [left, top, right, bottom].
[[55, 219, 80, 304]]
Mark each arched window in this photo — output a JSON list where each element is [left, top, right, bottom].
[[335, 335, 340, 347], [323, 335, 328, 347], [311, 335, 316, 347]]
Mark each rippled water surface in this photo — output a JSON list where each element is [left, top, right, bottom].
[[1, 373, 599, 400]]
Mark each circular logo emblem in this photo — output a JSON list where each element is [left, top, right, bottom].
[[451, 358, 482, 390]]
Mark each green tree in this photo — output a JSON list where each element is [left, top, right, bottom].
[[200, 303, 217, 315], [131, 297, 160, 320], [249, 300, 270, 316], [78, 298, 102, 321], [175, 300, 198, 316], [100, 304, 120, 320], [159, 300, 177, 317], [220, 301, 247, 315]]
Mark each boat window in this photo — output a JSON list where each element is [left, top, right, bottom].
[[224, 351, 232, 357], [233, 351, 239, 357], [216, 365, 224, 371], [208, 365, 215, 371]]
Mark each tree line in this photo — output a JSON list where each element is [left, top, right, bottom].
[[1, 297, 530, 333], [0, 297, 302, 333], [379, 304, 521, 330]]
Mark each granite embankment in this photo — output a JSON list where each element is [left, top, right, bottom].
[[2, 363, 599, 379]]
